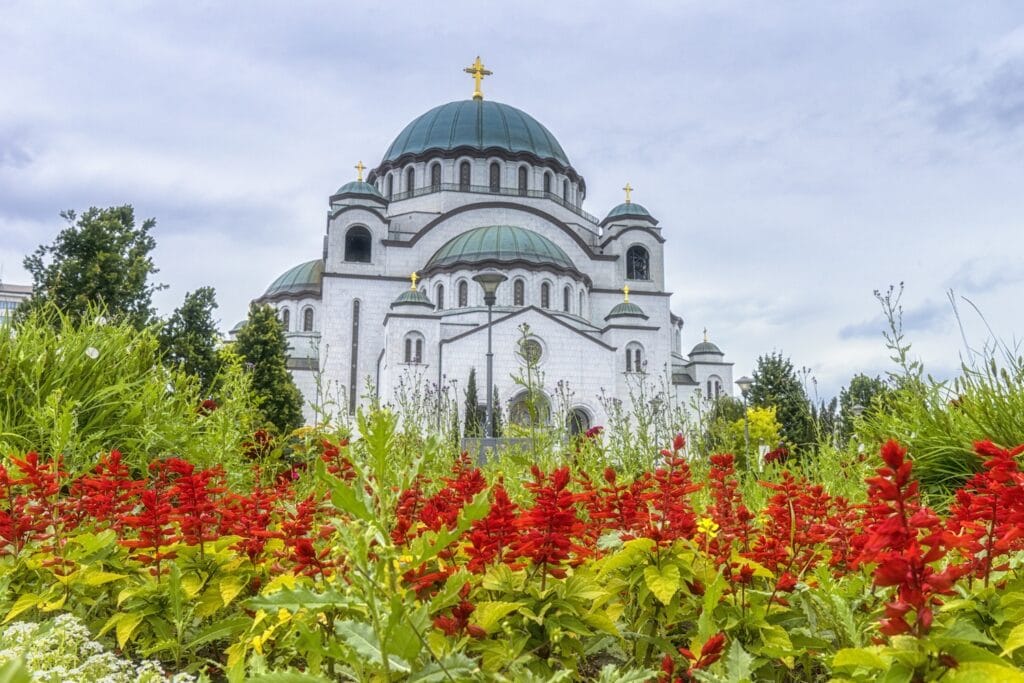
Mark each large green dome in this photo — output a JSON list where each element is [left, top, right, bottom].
[[381, 100, 570, 168], [424, 225, 575, 273], [262, 259, 323, 299]]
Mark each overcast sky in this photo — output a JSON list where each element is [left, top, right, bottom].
[[2, 2, 1022, 400]]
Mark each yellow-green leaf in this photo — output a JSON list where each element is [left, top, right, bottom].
[[644, 564, 680, 605], [473, 601, 525, 633], [1001, 621, 1024, 657], [82, 570, 127, 587], [3, 593, 40, 624], [946, 662, 1024, 683], [833, 648, 888, 670], [219, 575, 246, 607], [180, 574, 205, 599], [115, 612, 144, 649]]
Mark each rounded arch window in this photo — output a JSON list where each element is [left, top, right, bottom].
[[459, 161, 471, 190], [707, 375, 723, 399], [489, 162, 501, 192], [543, 172, 552, 195], [430, 163, 441, 189], [625, 341, 645, 373], [568, 408, 591, 437], [457, 280, 468, 307], [509, 390, 550, 427], [435, 283, 445, 311], [405, 166, 415, 194], [626, 245, 650, 281], [302, 306, 315, 332], [578, 290, 584, 316], [403, 331, 425, 364], [386, 174, 394, 199], [345, 226, 372, 263], [280, 307, 290, 331], [540, 282, 550, 308], [517, 166, 528, 195], [562, 179, 569, 202], [513, 278, 525, 306], [562, 285, 571, 312]]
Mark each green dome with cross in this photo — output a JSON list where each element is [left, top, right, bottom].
[[424, 225, 575, 272]]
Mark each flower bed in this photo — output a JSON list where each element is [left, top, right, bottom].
[[1, 413, 1023, 681]]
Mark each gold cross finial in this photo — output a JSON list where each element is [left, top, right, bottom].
[[410, 272, 419, 291], [623, 182, 633, 204], [703, 327, 708, 342], [463, 56, 493, 101], [354, 160, 366, 182], [623, 284, 630, 303]]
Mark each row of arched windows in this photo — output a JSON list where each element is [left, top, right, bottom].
[[381, 161, 576, 202], [625, 342, 645, 373], [279, 306, 315, 332], [432, 278, 587, 315]]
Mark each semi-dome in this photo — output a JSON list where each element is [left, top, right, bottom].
[[332, 180, 385, 200], [605, 301, 648, 321], [262, 259, 323, 299], [379, 100, 570, 169], [601, 201, 657, 227], [391, 288, 433, 308], [689, 340, 724, 356], [424, 225, 575, 274]]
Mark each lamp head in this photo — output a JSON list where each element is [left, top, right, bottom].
[[473, 271, 507, 306], [735, 376, 754, 398]]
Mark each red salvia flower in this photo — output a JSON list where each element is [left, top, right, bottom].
[[512, 466, 587, 588], [465, 480, 520, 572]]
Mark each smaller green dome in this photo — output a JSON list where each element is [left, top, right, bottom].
[[690, 340, 723, 356], [605, 301, 648, 320], [425, 225, 575, 273], [601, 202, 657, 227], [263, 259, 323, 299], [333, 180, 385, 200], [391, 288, 433, 308]]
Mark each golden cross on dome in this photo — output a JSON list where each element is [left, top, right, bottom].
[[409, 272, 419, 291], [463, 56, 493, 101], [623, 284, 630, 303], [354, 160, 366, 182], [623, 182, 633, 204]]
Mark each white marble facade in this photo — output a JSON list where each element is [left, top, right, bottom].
[[249, 85, 732, 429]]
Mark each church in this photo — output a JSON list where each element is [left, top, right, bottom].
[[244, 60, 733, 429]]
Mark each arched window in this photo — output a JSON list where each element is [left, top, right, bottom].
[[403, 332, 424, 364], [540, 282, 550, 309], [626, 245, 650, 280], [280, 308, 290, 331], [405, 166, 415, 194], [578, 290, 584, 316], [459, 161, 471, 191], [458, 280, 468, 307], [430, 163, 441, 189], [435, 283, 444, 311], [518, 166, 528, 195], [563, 285, 571, 312], [513, 278, 525, 306], [543, 172, 551, 194], [489, 162, 500, 192], [569, 408, 591, 437], [386, 174, 393, 199], [707, 375, 723, 399], [562, 179, 569, 202], [345, 226, 372, 262], [302, 307, 314, 332], [626, 342, 644, 373]]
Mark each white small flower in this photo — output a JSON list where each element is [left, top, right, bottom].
[[85, 347, 99, 360]]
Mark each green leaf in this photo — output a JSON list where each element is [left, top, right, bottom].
[[939, 620, 995, 646], [1001, 621, 1024, 657], [945, 662, 1024, 683], [644, 564, 680, 605], [115, 611, 145, 649], [474, 601, 525, 633], [335, 619, 411, 673], [407, 653, 479, 682], [598, 538, 655, 577], [724, 640, 755, 682], [248, 588, 354, 612], [246, 673, 331, 683], [3, 593, 40, 624], [187, 616, 251, 649], [833, 648, 888, 670], [81, 570, 128, 586], [0, 658, 31, 683]]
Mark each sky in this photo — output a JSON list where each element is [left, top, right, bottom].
[[1, 2, 1022, 400]]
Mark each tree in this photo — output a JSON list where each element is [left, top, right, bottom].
[[159, 287, 222, 394], [234, 303, 304, 434], [749, 352, 815, 452], [492, 385, 504, 437], [463, 368, 482, 437], [839, 373, 890, 439], [21, 206, 164, 328]]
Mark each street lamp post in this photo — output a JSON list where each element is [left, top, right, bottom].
[[735, 376, 754, 464], [473, 272, 507, 439]]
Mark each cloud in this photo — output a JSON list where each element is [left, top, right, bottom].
[[839, 299, 952, 340]]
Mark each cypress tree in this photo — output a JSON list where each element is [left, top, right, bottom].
[[749, 351, 815, 452], [464, 368, 481, 437], [159, 287, 221, 394], [234, 303, 304, 434]]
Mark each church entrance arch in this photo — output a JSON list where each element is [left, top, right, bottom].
[[508, 390, 550, 427]]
